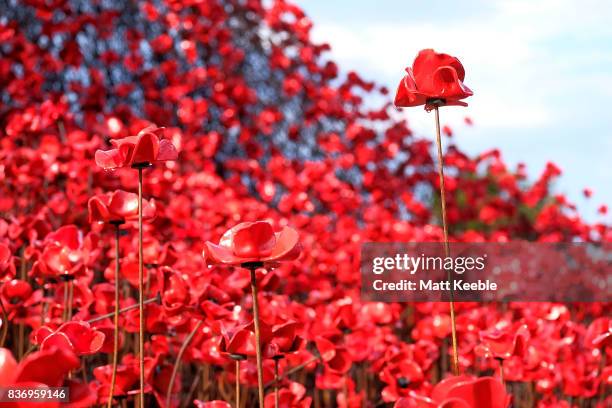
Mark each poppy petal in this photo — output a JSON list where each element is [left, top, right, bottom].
[[157, 139, 179, 161], [95, 148, 125, 169], [131, 131, 160, 165], [232, 221, 276, 258]]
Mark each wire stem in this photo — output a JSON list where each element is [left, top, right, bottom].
[[250, 267, 265, 408], [107, 223, 121, 408], [138, 167, 145, 408], [274, 358, 280, 408], [433, 106, 460, 376], [166, 320, 203, 408], [235, 360, 241, 408]]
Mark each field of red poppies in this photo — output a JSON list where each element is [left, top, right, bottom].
[[0, 1, 610, 407]]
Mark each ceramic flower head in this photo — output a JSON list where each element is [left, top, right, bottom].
[[394, 49, 472, 111], [204, 221, 300, 266], [95, 125, 178, 169], [88, 190, 156, 224], [477, 324, 530, 360], [395, 375, 511, 408], [33, 321, 106, 356]]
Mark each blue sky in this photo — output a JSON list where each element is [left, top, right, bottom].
[[297, 0, 611, 222]]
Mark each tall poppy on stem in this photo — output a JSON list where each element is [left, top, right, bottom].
[[41, 225, 84, 324], [88, 189, 156, 408], [267, 322, 303, 408], [394, 49, 472, 376], [205, 221, 300, 408], [95, 125, 177, 407], [476, 324, 530, 386], [219, 327, 255, 407]]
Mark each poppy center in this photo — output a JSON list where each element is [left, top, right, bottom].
[[426, 97, 446, 107], [397, 377, 410, 388]]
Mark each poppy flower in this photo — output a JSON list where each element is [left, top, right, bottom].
[[35, 225, 90, 280], [264, 381, 312, 408], [380, 360, 425, 401], [477, 324, 529, 360], [394, 49, 472, 110], [157, 266, 191, 316], [395, 376, 511, 408], [315, 337, 352, 374], [0, 346, 80, 388], [220, 322, 272, 358], [33, 321, 105, 355], [95, 125, 178, 169], [265, 321, 304, 359], [204, 221, 300, 266], [1, 279, 33, 306], [88, 190, 156, 224]]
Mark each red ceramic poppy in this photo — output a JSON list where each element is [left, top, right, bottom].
[[265, 321, 304, 358], [0, 346, 80, 387], [33, 321, 105, 355], [220, 321, 273, 358], [95, 125, 178, 169], [477, 324, 529, 360], [1, 279, 33, 304], [315, 337, 352, 374], [157, 266, 191, 316], [264, 381, 312, 408], [395, 376, 511, 408], [204, 221, 300, 266], [394, 49, 472, 110], [380, 359, 425, 401], [35, 225, 86, 279], [88, 190, 156, 224]]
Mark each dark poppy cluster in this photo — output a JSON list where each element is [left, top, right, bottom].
[[0, 0, 610, 407]]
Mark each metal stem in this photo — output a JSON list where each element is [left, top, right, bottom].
[[138, 167, 145, 408], [86, 294, 160, 323], [249, 267, 265, 408], [433, 106, 460, 376], [274, 358, 280, 408], [107, 223, 121, 408], [235, 360, 240, 408], [166, 320, 203, 408]]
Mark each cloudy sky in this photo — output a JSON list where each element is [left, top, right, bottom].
[[297, 0, 611, 221]]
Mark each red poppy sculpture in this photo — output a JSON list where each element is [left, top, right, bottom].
[[205, 221, 301, 408], [95, 124, 178, 408], [477, 324, 530, 384], [395, 375, 511, 408], [88, 190, 156, 225], [394, 49, 473, 376], [88, 189, 157, 408], [395, 49, 472, 111], [0, 346, 80, 390], [33, 321, 105, 356], [94, 125, 178, 170], [478, 324, 530, 360], [204, 221, 300, 266]]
